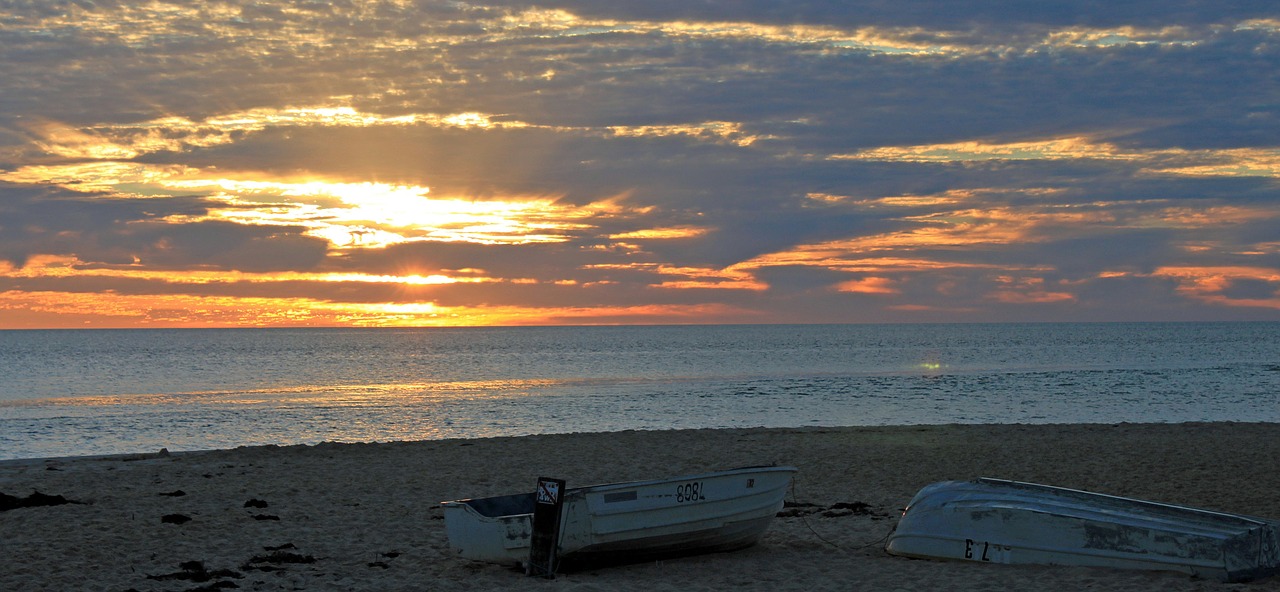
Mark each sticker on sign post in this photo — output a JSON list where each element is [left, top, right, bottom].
[[537, 479, 561, 505], [527, 477, 566, 578]]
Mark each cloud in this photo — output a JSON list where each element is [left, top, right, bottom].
[[1, 0, 1278, 326], [0, 181, 327, 272]]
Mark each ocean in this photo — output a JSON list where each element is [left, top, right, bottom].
[[1, 323, 1277, 460]]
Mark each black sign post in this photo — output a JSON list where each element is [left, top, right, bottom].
[[527, 477, 566, 578]]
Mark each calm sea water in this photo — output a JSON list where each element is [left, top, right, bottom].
[[1, 323, 1277, 460]]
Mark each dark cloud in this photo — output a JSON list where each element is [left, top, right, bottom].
[[124, 220, 331, 272], [0, 182, 326, 271], [0, 182, 200, 267]]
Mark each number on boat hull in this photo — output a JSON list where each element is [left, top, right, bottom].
[[964, 539, 1010, 562], [675, 481, 706, 503]]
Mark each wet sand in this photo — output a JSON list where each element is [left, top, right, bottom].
[[3, 423, 1280, 591]]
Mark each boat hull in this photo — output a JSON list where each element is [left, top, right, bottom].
[[442, 466, 797, 567], [885, 478, 1280, 582]]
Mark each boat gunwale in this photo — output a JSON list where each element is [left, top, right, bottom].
[[569, 465, 797, 496], [439, 465, 797, 519], [970, 478, 1273, 527], [586, 489, 790, 536]]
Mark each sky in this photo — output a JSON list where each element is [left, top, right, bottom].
[[1, 1, 1279, 328]]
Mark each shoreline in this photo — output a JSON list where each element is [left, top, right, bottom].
[[4, 423, 1280, 591], [3, 419, 1274, 466]]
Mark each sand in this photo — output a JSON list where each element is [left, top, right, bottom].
[[3, 423, 1280, 591]]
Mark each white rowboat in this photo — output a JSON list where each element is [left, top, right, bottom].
[[441, 466, 797, 568], [886, 478, 1280, 582]]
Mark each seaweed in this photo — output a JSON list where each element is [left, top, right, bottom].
[[0, 491, 82, 512]]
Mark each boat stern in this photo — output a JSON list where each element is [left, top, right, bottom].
[[441, 494, 537, 565]]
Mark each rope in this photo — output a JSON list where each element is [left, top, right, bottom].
[[788, 476, 898, 552]]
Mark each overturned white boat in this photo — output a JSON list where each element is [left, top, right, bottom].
[[885, 478, 1280, 582], [441, 466, 796, 569]]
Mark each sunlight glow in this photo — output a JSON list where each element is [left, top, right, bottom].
[[16, 103, 761, 167], [0, 288, 765, 328], [608, 121, 772, 146], [608, 227, 710, 240], [833, 137, 1137, 163], [0, 161, 199, 193], [835, 139, 1280, 180], [2, 255, 488, 287], [1154, 149, 1280, 178], [155, 179, 609, 247], [1044, 25, 1203, 48], [584, 263, 767, 290]]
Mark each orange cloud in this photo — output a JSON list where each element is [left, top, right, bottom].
[[0, 289, 764, 328], [608, 227, 710, 240], [2, 255, 490, 286], [1153, 266, 1280, 309], [835, 277, 899, 294], [987, 276, 1076, 304]]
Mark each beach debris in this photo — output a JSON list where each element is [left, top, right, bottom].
[[0, 490, 83, 512], [777, 501, 822, 517], [777, 500, 886, 518], [122, 448, 176, 462], [241, 550, 317, 572], [184, 583, 240, 592], [162, 513, 193, 524], [368, 550, 401, 569], [146, 560, 242, 584], [244, 499, 276, 520], [159, 490, 187, 497], [823, 501, 877, 517]]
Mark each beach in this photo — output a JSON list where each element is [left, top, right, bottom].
[[3, 423, 1279, 591]]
